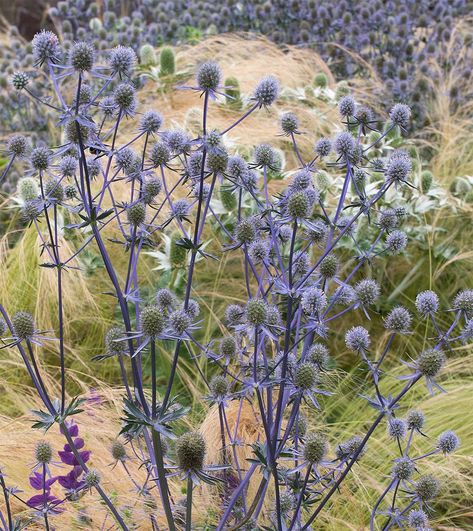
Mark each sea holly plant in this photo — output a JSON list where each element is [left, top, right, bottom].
[[0, 30, 468, 530]]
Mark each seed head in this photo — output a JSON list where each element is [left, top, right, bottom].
[[294, 362, 319, 390], [452, 289, 473, 318], [35, 441, 53, 464], [415, 290, 439, 317], [336, 435, 366, 460], [196, 61, 221, 92], [84, 469, 101, 489], [384, 306, 412, 334], [11, 71, 29, 90], [392, 456, 415, 480], [150, 142, 171, 167], [245, 299, 268, 326], [207, 150, 229, 174], [142, 177, 162, 204], [292, 169, 312, 189], [70, 41, 95, 71], [141, 306, 166, 337], [170, 310, 191, 335], [127, 202, 146, 227], [414, 474, 440, 501], [111, 440, 127, 461], [319, 254, 338, 278], [225, 304, 244, 325], [12, 311, 35, 340], [407, 410, 425, 431], [8, 135, 28, 157], [437, 430, 460, 454], [303, 433, 328, 464], [30, 147, 50, 171], [253, 75, 279, 107], [254, 144, 276, 168], [345, 326, 370, 352], [235, 218, 258, 244], [287, 191, 313, 219], [308, 343, 329, 368], [165, 129, 191, 154], [209, 375, 229, 398], [105, 327, 126, 356], [248, 239, 270, 264], [156, 288, 175, 309], [280, 112, 299, 135], [176, 431, 206, 471], [417, 348, 446, 377], [219, 336, 237, 358]]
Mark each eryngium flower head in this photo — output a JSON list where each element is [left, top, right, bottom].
[[319, 255, 338, 278], [279, 491, 296, 516], [109, 46, 136, 77], [253, 75, 280, 107], [254, 143, 276, 168], [378, 209, 398, 230], [287, 191, 313, 219], [185, 299, 200, 319], [384, 306, 412, 334], [280, 112, 299, 135], [59, 155, 78, 178], [414, 475, 440, 501], [32, 30, 61, 65], [415, 290, 439, 316], [452, 289, 473, 318], [87, 158, 102, 179], [35, 441, 52, 464], [8, 135, 28, 157], [156, 288, 175, 309], [245, 298, 268, 326], [336, 435, 366, 460], [12, 311, 35, 339], [30, 147, 50, 171], [225, 304, 244, 325], [407, 410, 425, 431], [416, 348, 446, 377], [209, 375, 229, 398], [44, 179, 64, 202], [196, 61, 221, 92], [143, 177, 162, 204], [355, 279, 380, 306], [70, 41, 95, 71], [176, 431, 206, 471], [334, 131, 355, 158], [150, 142, 171, 167], [437, 430, 460, 454], [113, 83, 137, 116], [207, 150, 229, 174], [127, 202, 146, 226], [140, 111, 163, 134], [301, 287, 327, 315], [338, 95, 356, 117], [18, 178, 39, 202], [408, 509, 428, 529], [345, 326, 370, 352], [292, 169, 312, 189], [388, 418, 407, 439], [235, 217, 258, 244], [220, 336, 237, 358], [111, 441, 127, 461], [105, 327, 126, 356], [84, 469, 101, 489], [314, 137, 331, 157], [392, 456, 415, 480], [389, 103, 411, 128], [385, 230, 407, 253], [11, 71, 29, 90], [385, 152, 412, 183], [141, 306, 165, 337], [248, 239, 270, 263], [22, 201, 42, 223], [169, 310, 191, 335], [294, 362, 319, 390], [0, 319, 6, 337], [303, 433, 328, 464], [308, 343, 329, 368]]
